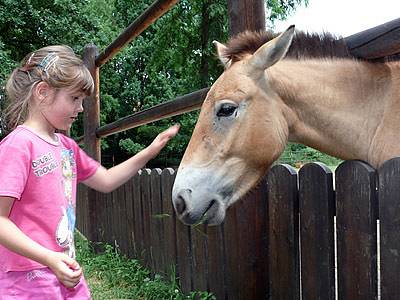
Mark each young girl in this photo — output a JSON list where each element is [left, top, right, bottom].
[[0, 45, 179, 299]]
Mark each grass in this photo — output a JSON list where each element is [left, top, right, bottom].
[[75, 232, 215, 300]]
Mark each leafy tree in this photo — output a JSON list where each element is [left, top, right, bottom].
[[0, 0, 308, 167], [97, 0, 308, 167]]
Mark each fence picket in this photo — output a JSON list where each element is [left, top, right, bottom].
[[132, 171, 144, 257], [176, 217, 192, 292], [299, 162, 335, 299], [336, 160, 378, 299], [267, 164, 300, 299], [118, 184, 129, 254], [191, 225, 208, 292], [141, 169, 152, 268], [150, 168, 163, 274], [124, 176, 135, 258], [205, 226, 226, 299], [160, 168, 177, 276], [378, 157, 400, 299], [222, 179, 269, 300]]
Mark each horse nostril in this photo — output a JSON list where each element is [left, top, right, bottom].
[[175, 189, 191, 215]]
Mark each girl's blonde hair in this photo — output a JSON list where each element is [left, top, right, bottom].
[[3, 45, 94, 132]]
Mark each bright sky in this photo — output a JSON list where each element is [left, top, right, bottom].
[[273, 0, 400, 37]]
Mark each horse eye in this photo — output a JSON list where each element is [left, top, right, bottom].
[[216, 103, 237, 117]]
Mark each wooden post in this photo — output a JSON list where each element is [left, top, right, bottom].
[[82, 44, 100, 161], [82, 44, 101, 242], [227, 0, 265, 36]]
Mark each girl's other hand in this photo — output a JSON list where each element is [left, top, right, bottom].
[[147, 124, 180, 158], [46, 251, 82, 288]]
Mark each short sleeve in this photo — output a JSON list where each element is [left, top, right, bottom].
[[0, 136, 31, 199], [75, 146, 100, 182]]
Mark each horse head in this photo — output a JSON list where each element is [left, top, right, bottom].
[[172, 26, 295, 225]]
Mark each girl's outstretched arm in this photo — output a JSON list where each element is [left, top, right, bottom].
[[83, 124, 180, 193], [0, 196, 82, 288]]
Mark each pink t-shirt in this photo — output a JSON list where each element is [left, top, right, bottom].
[[0, 126, 100, 272]]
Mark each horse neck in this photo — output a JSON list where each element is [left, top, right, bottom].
[[268, 59, 393, 166]]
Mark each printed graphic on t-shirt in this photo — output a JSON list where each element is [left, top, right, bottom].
[[56, 149, 77, 258], [31, 152, 59, 177]]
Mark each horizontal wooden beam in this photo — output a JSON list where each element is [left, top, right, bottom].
[[344, 17, 400, 59], [96, 87, 209, 138], [95, 0, 178, 67]]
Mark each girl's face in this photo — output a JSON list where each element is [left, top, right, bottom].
[[41, 88, 85, 131]]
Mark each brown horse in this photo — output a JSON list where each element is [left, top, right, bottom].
[[172, 25, 400, 225]]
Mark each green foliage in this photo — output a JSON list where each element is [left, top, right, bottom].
[[75, 232, 215, 300], [279, 143, 342, 168], [0, 0, 308, 163]]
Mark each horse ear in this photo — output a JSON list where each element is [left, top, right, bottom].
[[248, 25, 295, 71], [213, 41, 231, 68]]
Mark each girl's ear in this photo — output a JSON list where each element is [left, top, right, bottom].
[[33, 81, 52, 103]]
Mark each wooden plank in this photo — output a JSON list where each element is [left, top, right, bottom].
[[223, 179, 269, 300], [95, 88, 209, 139], [191, 225, 208, 292], [117, 184, 128, 255], [111, 188, 119, 247], [133, 171, 144, 258], [95, 0, 178, 67], [378, 157, 400, 299], [205, 225, 226, 299], [176, 215, 193, 293], [150, 168, 163, 274], [141, 169, 152, 268], [160, 168, 177, 275], [253, 177, 269, 298], [267, 164, 300, 299], [94, 191, 107, 244], [124, 176, 135, 258], [223, 205, 240, 299], [76, 184, 88, 236], [344, 17, 400, 59], [104, 193, 114, 245], [299, 162, 335, 299], [336, 160, 378, 300]]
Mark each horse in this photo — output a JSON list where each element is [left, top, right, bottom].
[[172, 25, 400, 226]]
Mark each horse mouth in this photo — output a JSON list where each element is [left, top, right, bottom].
[[201, 199, 219, 225], [180, 198, 225, 226]]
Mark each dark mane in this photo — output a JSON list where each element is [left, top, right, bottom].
[[222, 30, 353, 63]]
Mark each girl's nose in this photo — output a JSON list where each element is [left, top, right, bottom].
[[77, 100, 84, 112]]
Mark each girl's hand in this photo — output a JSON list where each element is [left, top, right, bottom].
[[147, 124, 180, 158], [46, 251, 82, 288]]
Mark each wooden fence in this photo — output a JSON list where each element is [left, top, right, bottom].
[[77, 157, 400, 299]]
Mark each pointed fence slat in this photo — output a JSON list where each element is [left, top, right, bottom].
[[191, 225, 208, 292], [160, 168, 177, 275], [124, 177, 135, 258], [141, 169, 152, 268], [132, 171, 143, 257], [223, 181, 268, 300], [150, 168, 163, 274], [267, 164, 300, 299], [378, 157, 400, 299], [336, 160, 378, 299], [205, 226, 226, 299], [299, 162, 335, 299], [176, 218, 192, 292]]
